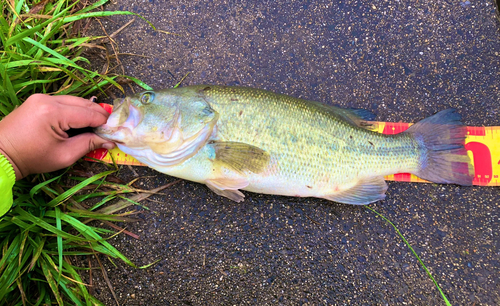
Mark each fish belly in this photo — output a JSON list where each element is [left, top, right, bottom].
[[238, 131, 420, 199]]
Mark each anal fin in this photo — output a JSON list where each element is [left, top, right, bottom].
[[322, 176, 388, 205], [205, 177, 249, 202]]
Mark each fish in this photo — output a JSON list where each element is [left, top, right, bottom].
[[95, 85, 473, 205]]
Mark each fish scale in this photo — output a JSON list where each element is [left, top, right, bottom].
[[200, 85, 420, 185]]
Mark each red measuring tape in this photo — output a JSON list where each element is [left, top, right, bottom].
[[86, 103, 500, 187]]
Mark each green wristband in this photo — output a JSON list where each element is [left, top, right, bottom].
[[0, 153, 15, 217]]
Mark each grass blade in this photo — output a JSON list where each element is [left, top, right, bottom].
[[64, 11, 156, 30], [366, 206, 452, 306], [47, 170, 116, 207], [41, 258, 63, 306], [55, 207, 63, 282]]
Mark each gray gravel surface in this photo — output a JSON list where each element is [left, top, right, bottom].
[[85, 0, 500, 305]]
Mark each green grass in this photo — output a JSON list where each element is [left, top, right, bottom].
[[0, 0, 154, 304], [0, 0, 153, 115]]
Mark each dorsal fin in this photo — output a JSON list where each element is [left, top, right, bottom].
[[308, 101, 376, 130]]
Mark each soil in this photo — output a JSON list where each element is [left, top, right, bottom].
[[82, 0, 500, 305]]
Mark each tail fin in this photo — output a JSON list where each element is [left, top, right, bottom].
[[404, 109, 474, 186]]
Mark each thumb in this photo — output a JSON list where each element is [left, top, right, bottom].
[[66, 133, 115, 160]]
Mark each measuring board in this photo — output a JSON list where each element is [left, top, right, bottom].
[[86, 103, 500, 187]]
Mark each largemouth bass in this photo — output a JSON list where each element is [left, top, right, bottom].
[[95, 85, 473, 205]]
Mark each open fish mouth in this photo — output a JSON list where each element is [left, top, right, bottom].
[[94, 96, 145, 143], [94, 125, 129, 144]]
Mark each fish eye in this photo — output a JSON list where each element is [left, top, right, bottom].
[[140, 92, 155, 104]]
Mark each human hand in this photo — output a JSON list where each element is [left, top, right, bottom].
[[0, 94, 115, 180]]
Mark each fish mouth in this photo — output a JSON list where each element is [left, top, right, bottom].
[[94, 125, 127, 142], [94, 97, 140, 143], [94, 124, 136, 147]]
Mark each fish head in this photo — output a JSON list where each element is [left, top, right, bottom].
[[95, 89, 219, 158]]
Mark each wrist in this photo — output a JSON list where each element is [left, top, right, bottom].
[[0, 148, 22, 180]]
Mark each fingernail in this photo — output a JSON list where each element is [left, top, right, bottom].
[[90, 96, 97, 102], [102, 142, 115, 150]]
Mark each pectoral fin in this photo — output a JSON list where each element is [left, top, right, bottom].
[[209, 141, 270, 174], [322, 176, 388, 205], [205, 177, 249, 202]]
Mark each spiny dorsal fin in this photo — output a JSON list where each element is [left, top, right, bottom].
[[209, 141, 270, 174]]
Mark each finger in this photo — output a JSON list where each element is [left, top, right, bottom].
[[52, 95, 110, 117], [61, 133, 115, 164], [57, 104, 110, 130]]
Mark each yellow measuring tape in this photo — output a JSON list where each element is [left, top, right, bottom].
[[371, 122, 499, 187], [86, 104, 499, 186]]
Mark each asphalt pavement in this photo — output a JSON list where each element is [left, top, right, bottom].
[[85, 0, 499, 304]]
